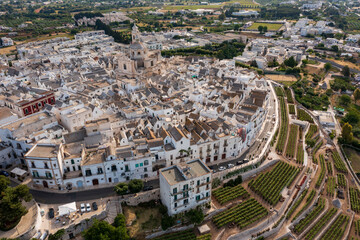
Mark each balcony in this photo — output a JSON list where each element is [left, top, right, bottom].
[[206, 148, 211, 152], [64, 170, 83, 179], [196, 196, 210, 202], [32, 175, 53, 180]]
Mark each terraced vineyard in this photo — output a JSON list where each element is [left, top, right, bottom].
[[276, 96, 289, 153], [289, 104, 295, 114], [319, 214, 349, 240], [296, 143, 304, 164], [293, 190, 316, 221], [327, 162, 333, 175], [275, 86, 284, 97], [337, 173, 346, 188], [286, 189, 308, 220], [303, 208, 337, 240], [154, 230, 196, 240], [213, 185, 249, 205], [332, 151, 348, 173], [305, 124, 318, 140], [286, 124, 299, 158], [285, 88, 294, 103], [350, 187, 360, 213], [315, 155, 326, 188], [355, 219, 360, 236], [312, 141, 323, 164], [326, 176, 336, 197], [212, 198, 268, 229], [293, 198, 326, 234], [297, 109, 314, 123], [248, 162, 299, 205]]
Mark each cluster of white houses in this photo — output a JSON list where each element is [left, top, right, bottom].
[[0, 26, 272, 213]]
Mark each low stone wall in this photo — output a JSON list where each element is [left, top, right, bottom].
[[125, 189, 160, 206], [146, 224, 194, 239]]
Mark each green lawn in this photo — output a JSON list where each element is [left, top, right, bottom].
[[163, 4, 222, 10], [247, 22, 283, 31]]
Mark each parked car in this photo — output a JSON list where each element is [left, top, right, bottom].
[[219, 166, 226, 171], [143, 185, 153, 191], [48, 208, 54, 219], [227, 163, 234, 168], [40, 209, 45, 217], [80, 203, 86, 212], [0, 170, 9, 177], [86, 203, 91, 212], [92, 202, 98, 211], [236, 161, 243, 166]]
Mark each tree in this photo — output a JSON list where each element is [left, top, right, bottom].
[[218, 13, 225, 20], [343, 112, 359, 125], [342, 122, 353, 143], [340, 94, 351, 106], [161, 214, 175, 230], [263, 26, 268, 33], [114, 183, 128, 195], [185, 208, 204, 225], [48, 229, 65, 240], [83, 219, 129, 240], [354, 88, 360, 104], [0, 182, 32, 230], [113, 214, 126, 228], [342, 65, 350, 77], [324, 62, 332, 72], [258, 25, 263, 33], [128, 179, 143, 193], [0, 176, 10, 193], [331, 45, 339, 52], [284, 56, 297, 68]]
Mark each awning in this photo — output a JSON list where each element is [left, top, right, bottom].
[[11, 167, 27, 176], [58, 202, 77, 216]]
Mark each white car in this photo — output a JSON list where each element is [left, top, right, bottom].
[[80, 203, 86, 212], [227, 163, 234, 168], [86, 203, 91, 212], [219, 166, 226, 171]]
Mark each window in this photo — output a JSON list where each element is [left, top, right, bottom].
[[85, 169, 92, 176], [144, 167, 147, 172], [124, 64, 127, 70], [174, 203, 177, 208], [196, 195, 200, 201], [140, 163, 143, 167], [135, 164, 139, 168], [97, 168, 103, 174], [44, 163, 49, 169], [71, 159, 75, 164], [24, 108, 28, 114], [197, 180, 200, 186], [144, 160, 149, 166], [206, 192, 209, 197], [184, 199, 189, 205], [53, 164, 56, 167], [111, 165, 117, 172], [173, 188, 177, 194], [38, 102, 42, 107], [32, 171, 39, 178], [183, 184, 188, 190], [207, 177, 210, 183], [174, 195, 177, 201], [78, 166, 81, 171], [183, 191, 189, 198], [31, 162, 36, 168], [45, 172, 52, 179]]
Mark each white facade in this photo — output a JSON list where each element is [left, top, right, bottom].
[[160, 159, 211, 215]]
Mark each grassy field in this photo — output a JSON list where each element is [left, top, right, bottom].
[[344, 146, 360, 173], [124, 205, 162, 239], [120, 7, 155, 12], [163, 4, 222, 10], [265, 74, 297, 82], [247, 22, 283, 31]]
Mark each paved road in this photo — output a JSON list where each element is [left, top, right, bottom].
[[308, 57, 360, 74], [31, 179, 159, 204]]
